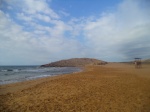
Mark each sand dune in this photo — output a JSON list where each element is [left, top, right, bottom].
[[0, 63, 150, 112]]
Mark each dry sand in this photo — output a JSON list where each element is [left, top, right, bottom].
[[0, 63, 150, 112]]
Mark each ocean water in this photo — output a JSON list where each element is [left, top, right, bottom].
[[0, 66, 81, 85]]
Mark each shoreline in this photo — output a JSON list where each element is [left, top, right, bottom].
[[0, 67, 84, 95], [0, 66, 83, 86], [0, 63, 150, 111]]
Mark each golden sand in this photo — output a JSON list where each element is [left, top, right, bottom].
[[0, 63, 150, 112]]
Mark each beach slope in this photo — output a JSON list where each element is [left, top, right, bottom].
[[0, 63, 150, 112]]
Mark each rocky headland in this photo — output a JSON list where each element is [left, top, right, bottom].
[[41, 58, 107, 67]]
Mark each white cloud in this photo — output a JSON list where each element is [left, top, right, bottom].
[[0, 6, 83, 65], [24, 0, 58, 18], [17, 13, 33, 22], [23, 0, 59, 19], [5, 0, 59, 19], [81, 0, 150, 61], [59, 10, 70, 17], [0, 0, 150, 65]]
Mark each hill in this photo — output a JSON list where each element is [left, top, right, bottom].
[[41, 58, 107, 67], [142, 59, 150, 63]]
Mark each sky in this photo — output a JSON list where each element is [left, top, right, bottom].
[[0, 0, 150, 65]]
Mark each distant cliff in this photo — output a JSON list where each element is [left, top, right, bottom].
[[41, 58, 107, 67]]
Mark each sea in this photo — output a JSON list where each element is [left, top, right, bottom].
[[0, 66, 81, 85]]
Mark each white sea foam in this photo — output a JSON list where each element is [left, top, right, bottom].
[[0, 66, 81, 85]]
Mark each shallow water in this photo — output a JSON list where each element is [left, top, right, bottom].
[[0, 66, 81, 85]]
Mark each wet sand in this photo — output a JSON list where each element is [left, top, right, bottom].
[[0, 63, 150, 112]]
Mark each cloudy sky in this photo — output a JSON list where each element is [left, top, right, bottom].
[[0, 0, 150, 65]]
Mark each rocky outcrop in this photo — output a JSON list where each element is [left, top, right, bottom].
[[41, 58, 107, 67]]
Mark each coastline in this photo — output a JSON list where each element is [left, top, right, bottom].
[[0, 67, 84, 95], [0, 66, 82, 86], [0, 63, 150, 111]]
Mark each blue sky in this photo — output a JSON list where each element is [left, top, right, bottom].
[[50, 0, 121, 18], [0, 0, 150, 65]]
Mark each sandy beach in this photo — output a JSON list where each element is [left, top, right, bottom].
[[0, 63, 150, 112]]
